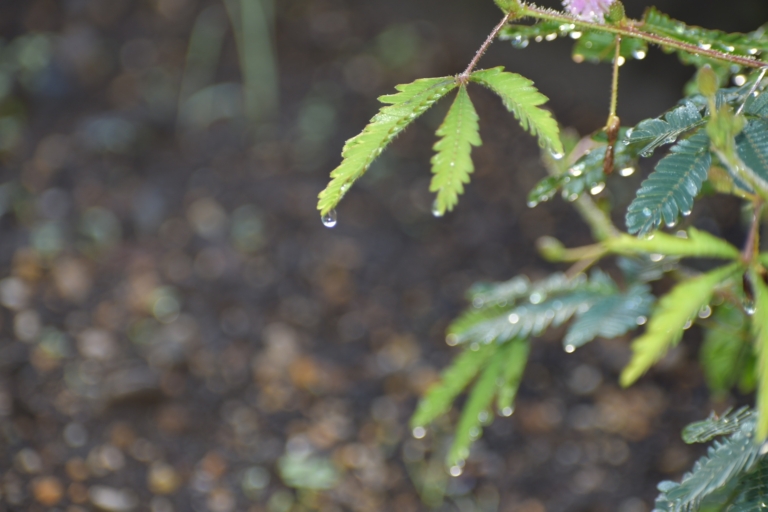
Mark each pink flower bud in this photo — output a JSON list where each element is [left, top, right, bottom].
[[562, 0, 616, 22]]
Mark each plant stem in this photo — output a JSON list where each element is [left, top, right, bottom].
[[743, 199, 764, 263], [609, 36, 621, 119], [520, 4, 765, 70], [460, 12, 513, 80]]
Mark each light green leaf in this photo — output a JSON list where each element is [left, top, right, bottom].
[[700, 303, 752, 395], [317, 77, 457, 215], [620, 263, 741, 387], [626, 131, 711, 235], [750, 270, 768, 441], [736, 118, 768, 191], [470, 67, 563, 155], [607, 228, 740, 260], [447, 355, 503, 467], [496, 339, 529, 416], [410, 342, 497, 429], [430, 85, 482, 216]]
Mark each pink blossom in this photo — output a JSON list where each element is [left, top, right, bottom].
[[562, 0, 616, 22]]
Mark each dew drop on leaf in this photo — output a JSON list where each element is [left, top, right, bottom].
[[683, 319, 693, 330], [619, 167, 635, 177], [589, 182, 606, 195], [501, 407, 514, 417], [642, 207, 652, 218], [321, 210, 338, 228], [636, 315, 647, 325], [446, 334, 459, 346], [508, 313, 520, 324], [734, 75, 747, 86], [478, 411, 489, 423], [449, 465, 463, 477], [744, 300, 756, 316], [698, 305, 712, 319], [565, 344, 575, 353], [545, 33, 557, 41], [412, 426, 426, 439], [570, 31, 582, 40], [527, 200, 539, 208], [641, 150, 652, 158], [632, 49, 646, 60], [534, 35, 543, 43], [431, 201, 444, 218], [511, 36, 529, 49], [550, 151, 564, 160]]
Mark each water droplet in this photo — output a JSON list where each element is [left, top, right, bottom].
[[619, 167, 635, 177], [469, 427, 480, 439], [734, 75, 747, 87], [550, 151, 564, 160], [589, 182, 606, 195], [636, 316, 647, 325], [412, 426, 426, 439], [529, 292, 544, 304], [478, 411, 489, 423], [511, 36, 529, 49], [569, 167, 583, 177], [748, 48, 759, 55], [724, 45, 735, 52], [570, 31, 582, 40], [545, 33, 557, 41], [676, 230, 688, 239], [698, 42, 712, 50], [446, 334, 459, 346], [665, 219, 677, 228], [698, 305, 712, 319], [431, 201, 444, 218], [527, 200, 538, 208], [642, 207, 652, 218], [321, 210, 338, 228], [616, 56, 626, 66], [565, 344, 575, 353], [745, 300, 756, 316], [641, 150, 652, 158], [564, 192, 579, 202], [632, 49, 647, 60], [681, 209, 692, 217], [470, 342, 480, 351], [683, 319, 693, 330], [449, 465, 463, 477], [508, 313, 520, 324], [573, 53, 585, 63], [650, 253, 664, 262], [340, 183, 350, 193]]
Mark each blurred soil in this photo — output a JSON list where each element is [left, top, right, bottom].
[[0, 0, 766, 511]]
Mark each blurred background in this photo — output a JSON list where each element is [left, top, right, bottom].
[[0, 0, 766, 511]]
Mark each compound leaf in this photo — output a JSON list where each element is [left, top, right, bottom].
[[626, 131, 712, 235], [736, 118, 768, 191], [470, 67, 563, 155], [729, 458, 768, 512], [750, 270, 768, 441], [447, 354, 503, 467], [700, 303, 752, 395], [410, 342, 497, 429], [627, 101, 704, 157], [682, 407, 754, 444], [496, 339, 529, 416], [620, 263, 741, 387], [317, 77, 457, 215], [564, 284, 654, 349], [607, 228, 740, 260], [430, 85, 482, 216]]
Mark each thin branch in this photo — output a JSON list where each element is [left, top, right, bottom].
[[460, 12, 513, 80], [520, 4, 765, 69], [743, 199, 764, 263]]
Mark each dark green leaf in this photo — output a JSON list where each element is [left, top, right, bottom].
[[682, 407, 754, 444], [736, 118, 768, 190], [496, 339, 529, 416], [627, 102, 704, 157], [626, 131, 711, 235], [572, 30, 647, 64]]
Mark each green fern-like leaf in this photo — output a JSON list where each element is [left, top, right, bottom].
[[410, 342, 497, 429], [682, 407, 754, 444], [447, 355, 504, 467], [470, 67, 563, 155], [430, 85, 482, 216], [607, 228, 741, 260], [700, 303, 753, 395], [729, 458, 768, 512], [751, 270, 768, 441], [736, 118, 768, 191], [572, 30, 648, 64], [627, 101, 704, 157], [317, 77, 457, 215], [496, 339, 529, 416], [626, 131, 712, 235], [620, 263, 741, 387], [617, 255, 673, 284], [563, 284, 654, 349], [658, 419, 761, 512]]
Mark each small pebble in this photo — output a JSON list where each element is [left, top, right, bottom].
[[64, 422, 88, 447], [65, 457, 90, 481], [16, 448, 43, 473], [207, 487, 235, 512], [89, 485, 138, 512], [69, 482, 90, 504], [148, 462, 181, 495], [32, 476, 64, 506]]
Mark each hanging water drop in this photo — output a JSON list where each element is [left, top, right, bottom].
[[478, 411, 489, 423], [744, 300, 756, 316], [570, 31, 582, 39], [619, 167, 635, 177], [511, 36, 530, 49], [632, 49, 647, 60], [589, 182, 606, 195], [636, 316, 647, 326], [321, 210, 338, 228], [501, 406, 514, 417], [698, 305, 712, 319], [683, 319, 693, 330], [508, 313, 520, 324], [650, 253, 664, 262], [446, 334, 459, 346], [615, 56, 626, 66], [698, 42, 712, 50], [550, 151, 564, 160], [569, 166, 583, 177], [665, 219, 677, 228], [449, 465, 463, 477], [432, 201, 444, 218], [748, 48, 759, 55], [527, 200, 539, 208], [565, 344, 575, 353], [412, 426, 426, 439], [545, 33, 557, 41], [681, 209, 692, 217], [573, 53, 585, 63], [734, 75, 747, 86], [534, 35, 543, 43], [469, 427, 480, 439]]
